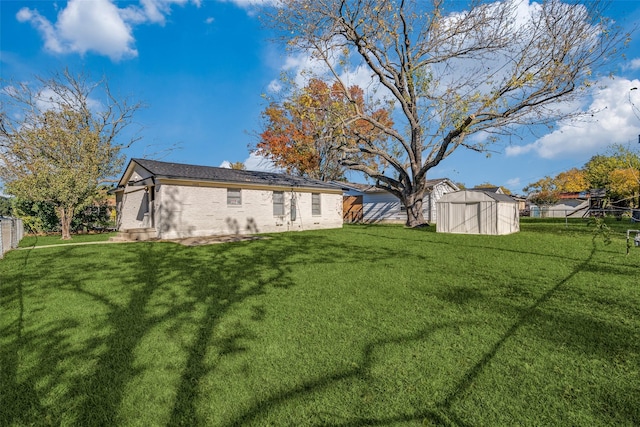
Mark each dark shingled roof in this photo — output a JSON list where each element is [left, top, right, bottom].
[[477, 191, 517, 203], [342, 178, 455, 193], [127, 158, 345, 191], [470, 186, 502, 194]]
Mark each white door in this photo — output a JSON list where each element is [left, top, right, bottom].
[[450, 203, 480, 234]]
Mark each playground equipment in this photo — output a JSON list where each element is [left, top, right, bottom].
[[626, 229, 640, 255]]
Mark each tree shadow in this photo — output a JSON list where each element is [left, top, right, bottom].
[[2, 227, 636, 426], [2, 230, 399, 425], [223, 237, 629, 426]]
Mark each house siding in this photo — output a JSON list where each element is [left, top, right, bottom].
[[530, 199, 588, 218], [344, 181, 457, 223]]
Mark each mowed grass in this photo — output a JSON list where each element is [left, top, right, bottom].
[[1, 222, 638, 426], [18, 232, 117, 248]]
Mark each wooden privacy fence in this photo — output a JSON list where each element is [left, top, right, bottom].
[[343, 196, 363, 223], [0, 217, 24, 258]]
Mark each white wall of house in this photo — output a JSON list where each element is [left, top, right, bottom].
[[361, 191, 405, 223], [425, 182, 458, 222], [116, 187, 151, 230], [151, 181, 342, 239], [530, 199, 589, 218], [116, 164, 155, 230]]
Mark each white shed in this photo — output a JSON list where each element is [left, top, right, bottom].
[[436, 190, 519, 235]]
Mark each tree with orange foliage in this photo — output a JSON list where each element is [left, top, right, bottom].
[[584, 145, 640, 207], [256, 78, 392, 181], [554, 168, 588, 193], [609, 168, 640, 203]]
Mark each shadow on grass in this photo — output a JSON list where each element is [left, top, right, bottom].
[[224, 237, 634, 426], [0, 235, 307, 425], [1, 228, 419, 426], [2, 226, 637, 426]]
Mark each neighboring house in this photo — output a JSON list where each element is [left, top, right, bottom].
[[114, 158, 345, 240], [510, 194, 528, 214], [342, 179, 459, 224], [529, 192, 589, 218], [470, 186, 504, 194], [471, 186, 529, 214], [436, 190, 520, 235]]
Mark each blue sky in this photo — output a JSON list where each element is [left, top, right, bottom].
[[2, 0, 640, 194]]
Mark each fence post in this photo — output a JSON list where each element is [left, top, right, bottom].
[[0, 219, 4, 258], [11, 218, 16, 248], [0, 217, 25, 258]]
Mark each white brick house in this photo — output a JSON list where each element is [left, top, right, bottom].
[[114, 159, 345, 240]]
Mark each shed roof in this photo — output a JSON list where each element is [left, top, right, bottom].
[[117, 158, 346, 191], [438, 190, 517, 204]]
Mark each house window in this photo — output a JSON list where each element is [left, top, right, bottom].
[[312, 193, 321, 215], [273, 191, 284, 216], [227, 188, 241, 206]]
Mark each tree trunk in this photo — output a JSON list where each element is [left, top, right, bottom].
[[58, 206, 74, 240], [403, 193, 427, 228]]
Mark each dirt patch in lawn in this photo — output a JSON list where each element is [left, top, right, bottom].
[[163, 235, 267, 247]]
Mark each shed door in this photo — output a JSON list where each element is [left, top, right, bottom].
[[451, 203, 480, 234]]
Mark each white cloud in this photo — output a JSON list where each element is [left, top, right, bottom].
[[506, 77, 640, 159], [266, 80, 282, 93], [219, 160, 232, 168], [16, 0, 200, 61], [243, 152, 281, 172], [17, 7, 65, 54], [217, 0, 279, 8], [623, 58, 640, 71], [505, 177, 521, 190], [270, 50, 389, 103]]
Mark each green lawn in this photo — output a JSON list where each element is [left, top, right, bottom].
[[18, 232, 117, 248], [1, 222, 638, 426]]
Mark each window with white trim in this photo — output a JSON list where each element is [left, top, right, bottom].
[[227, 188, 242, 206], [312, 193, 321, 215], [273, 191, 284, 216]]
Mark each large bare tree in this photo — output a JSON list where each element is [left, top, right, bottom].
[[0, 69, 142, 239], [268, 0, 625, 226]]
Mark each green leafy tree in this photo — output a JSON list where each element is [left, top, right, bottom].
[[523, 176, 560, 217], [11, 198, 59, 233], [0, 69, 142, 239], [584, 145, 640, 207], [268, 0, 624, 226], [0, 196, 12, 216]]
